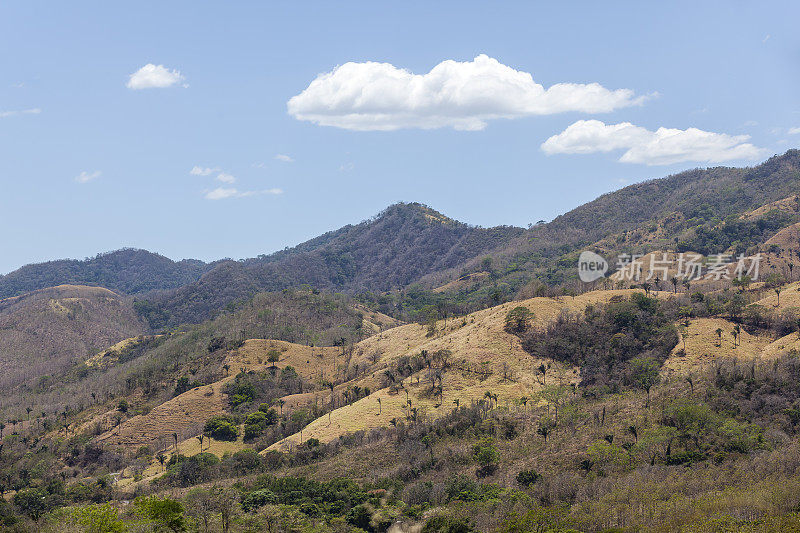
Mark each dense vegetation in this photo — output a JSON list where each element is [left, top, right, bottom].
[[147, 203, 523, 326], [0, 248, 212, 299]]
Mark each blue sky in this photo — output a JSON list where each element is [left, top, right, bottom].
[[1, 1, 798, 274]]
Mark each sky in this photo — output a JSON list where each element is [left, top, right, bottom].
[[1, 1, 799, 274]]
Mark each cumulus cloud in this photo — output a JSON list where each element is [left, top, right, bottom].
[[75, 170, 101, 183], [0, 108, 41, 118], [788, 127, 800, 135], [541, 120, 766, 165], [190, 166, 220, 176], [216, 172, 236, 184], [288, 54, 647, 131], [274, 154, 294, 162], [127, 64, 185, 90], [204, 187, 283, 200]]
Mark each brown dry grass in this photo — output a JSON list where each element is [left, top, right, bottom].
[[96, 381, 228, 451], [661, 317, 772, 376], [266, 290, 659, 450]]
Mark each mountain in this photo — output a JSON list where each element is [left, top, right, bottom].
[[4, 151, 800, 330], [146, 203, 524, 326], [422, 149, 800, 293], [0, 248, 213, 299], [0, 284, 147, 392]]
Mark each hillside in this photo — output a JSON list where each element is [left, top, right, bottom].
[[4, 151, 799, 332], [4, 277, 800, 531], [423, 150, 800, 293], [0, 285, 147, 391], [146, 203, 524, 326], [0, 248, 212, 299]]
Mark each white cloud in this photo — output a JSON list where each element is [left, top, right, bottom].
[[0, 108, 41, 118], [127, 64, 185, 90], [274, 154, 294, 163], [190, 166, 220, 176], [288, 54, 647, 131], [205, 187, 238, 200], [216, 172, 236, 184], [75, 170, 101, 184], [204, 187, 283, 200], [788, 127, 800, 135], [541, 120, 766, 166]]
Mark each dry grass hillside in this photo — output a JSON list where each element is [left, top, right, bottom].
[[267, 289, 662, 450], [0, 284, 146, 393]]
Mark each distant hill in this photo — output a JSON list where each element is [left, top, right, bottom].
[[4, 151, 800, 328], [0, 285, 147, 391], [0, 248, 213, 299], [147, 203, 524, 326], [422, 149, 800, 293]]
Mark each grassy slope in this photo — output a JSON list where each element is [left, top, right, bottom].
[[0, 284, 147, 392]]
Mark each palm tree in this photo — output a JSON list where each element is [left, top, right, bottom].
[[731, 326, 740, 348], [776, 287, 782, 306], [484, 391, 494, 409], [157, 454, 166, 472], [715, 328, 723, 347], [277, 399, 285, 416], [196, 434, 204, 451], [670, 276, 678, 294], [376, 397, 382, 416], [453, 398, 460, 410], [173, 432, 178, 451], [538, 363, 547, 385], [222, 363, 230, 376]]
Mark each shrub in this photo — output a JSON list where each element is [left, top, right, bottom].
[[203, 415, 239, 441], [516, 469, 541, 487], [241, 489, 277, 512]]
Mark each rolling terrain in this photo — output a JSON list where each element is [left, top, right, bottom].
[[5, 152, 800, 530]]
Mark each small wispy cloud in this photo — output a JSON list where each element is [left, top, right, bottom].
[[0, 108, 41, 118], [216, 172, 236, 184], [204, 187, 283, 200], [788, 127, 800, 135], [75, 170, 101, 184], [274, 154, 294, 163], [339, 162, 354, 172], [763, 34, 771, 43], [127, 64, 186, 90], [190, 166, 220, 176]]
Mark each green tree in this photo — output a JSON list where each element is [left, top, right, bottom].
[[203, 415, 239, 441], [267, 349, 281, 370], [504, 306, 533, 334], [472, 437, 500, 476], [629, 356, 661, 407], [70, 503, 126, 533], [135, 496, 187, 532]]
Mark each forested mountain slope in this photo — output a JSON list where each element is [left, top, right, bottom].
[[423, 149, 800, 294], [147, 203, 524, 326], [0, 248, 212, 298]]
